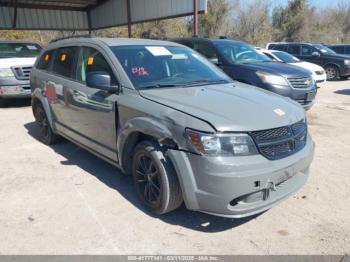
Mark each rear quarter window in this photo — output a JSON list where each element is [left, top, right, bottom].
[[36, 50, 55, 71]]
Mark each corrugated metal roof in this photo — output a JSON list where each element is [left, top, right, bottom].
[[0, 0, 207, 30]]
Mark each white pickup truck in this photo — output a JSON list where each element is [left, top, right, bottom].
[[0, 41, 41, 106]]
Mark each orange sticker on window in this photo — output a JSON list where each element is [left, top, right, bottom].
[[44, 54, 49, 61], [60, 54, 67, 62], [87, 56, 94, 65]]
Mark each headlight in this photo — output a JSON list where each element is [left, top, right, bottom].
[[257, 71, 289, 86], [344, 60, 350, 66], [0, 68, 14, 78], [186, 129, 258, 156]]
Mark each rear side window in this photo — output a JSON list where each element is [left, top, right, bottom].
[[269, 44, 285, 51], [52, 47, 78, 78], [287, 45, 301, 55], [76, 47, 117, 84], [37, 50, 54, 71], [193, 42, 218, 59]]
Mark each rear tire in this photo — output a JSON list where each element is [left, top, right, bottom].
[[33, 103, 61, 145], [325, 65, 340, 81], [131, 140, 183, 215]]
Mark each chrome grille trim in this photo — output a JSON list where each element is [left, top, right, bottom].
[[11, 66, 32, 80], [287, 76, 313, 89]]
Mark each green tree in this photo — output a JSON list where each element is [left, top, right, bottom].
[[195, 0, 231, 37], [272, 0, 309, 41]]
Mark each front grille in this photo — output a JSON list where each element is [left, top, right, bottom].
[[12, 66, 32, 80], [288, 76, 313, 89], [250, 120, 307, 160], [315, 70, 324, 75]]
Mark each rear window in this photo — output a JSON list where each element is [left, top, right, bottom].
[[0, 42, 41, 58], [52, 47, 78, 78]]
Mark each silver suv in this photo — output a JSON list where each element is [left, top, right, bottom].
[[30, 37, 315, 218]]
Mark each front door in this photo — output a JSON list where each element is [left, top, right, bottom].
[[60, 46, 119, 162]]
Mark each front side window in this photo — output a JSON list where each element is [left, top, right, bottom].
[[214, 42, 271, 64], [111, 45, 231, 89], [301, 45, 314, 56], [76, 47, 117, 84], [0, 42, 41, 58], [52, 47, 78, 78]]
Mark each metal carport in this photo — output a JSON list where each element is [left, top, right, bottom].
[[0, 0, 207, 36]]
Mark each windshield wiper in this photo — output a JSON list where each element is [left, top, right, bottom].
[[139, 84, 181, 89], [183, 79, 229, 86]]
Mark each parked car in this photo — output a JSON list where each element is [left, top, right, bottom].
[[327, 44, 350, 56], [267, 42, 350, 81], [31, 37, 314, 218], [173, 38, 317, 110], [259, 49, 327, 84], [0, 40, 41, 106]]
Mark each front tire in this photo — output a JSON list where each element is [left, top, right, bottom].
[[325, 65, 339, 81], [33, 103, 61, 145], [131, 140, 183, 215]]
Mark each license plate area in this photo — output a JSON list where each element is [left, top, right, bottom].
[[306, 91, 316, 101]]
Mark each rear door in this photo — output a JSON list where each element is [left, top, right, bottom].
[[42, 46, 79, 127], [57, 45, 119, 162]]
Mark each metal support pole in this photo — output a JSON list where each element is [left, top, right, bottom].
[[193, 0, 199, 36], [127, 0, 132, 38]]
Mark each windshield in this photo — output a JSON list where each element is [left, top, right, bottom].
[[272, 51, 300, 63], [0, 43, 41, 58], [215, 42, 272, 64], [314, 44, 336, 55], [111, 45, 231, 89]]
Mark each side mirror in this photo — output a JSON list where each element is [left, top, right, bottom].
[[312, 51, 320, 57], [86, 71, 119, 93]]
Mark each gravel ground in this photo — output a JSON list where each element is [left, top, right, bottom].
[[0, 80, 349, 255]]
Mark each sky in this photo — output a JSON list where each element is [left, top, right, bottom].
[[238, 0, 346, 9], [269, 0, 344, 8]]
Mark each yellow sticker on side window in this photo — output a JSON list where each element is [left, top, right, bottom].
[[61, 54, 67, 62], [87, 56, 94, 65]]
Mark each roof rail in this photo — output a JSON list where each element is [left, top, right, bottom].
[[50, 34, 92, 43]]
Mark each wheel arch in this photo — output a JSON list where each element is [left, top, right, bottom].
[[117, 117, 179, 175], [31, 88, 54, 128]]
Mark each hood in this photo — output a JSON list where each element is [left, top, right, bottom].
[[140, 83, 305, 132], [321, 53, 350, 60], [239, 61, 311, 78], [0, 57, 37, 68]]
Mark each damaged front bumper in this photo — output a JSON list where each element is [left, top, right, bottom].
[[168, 135, 315, 218]]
